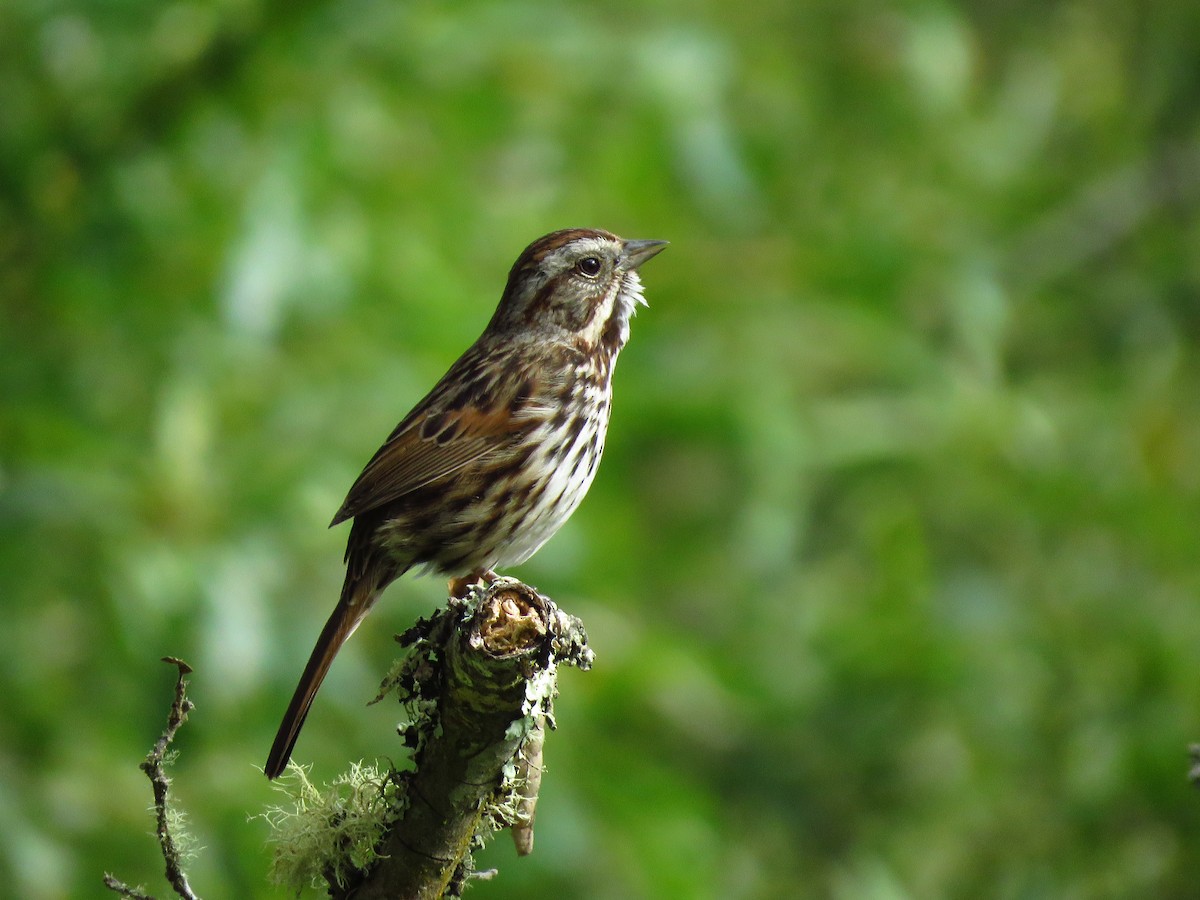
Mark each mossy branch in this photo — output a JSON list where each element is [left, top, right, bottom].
[[267, 577, 592, 898], [104, 657, 201, 900]]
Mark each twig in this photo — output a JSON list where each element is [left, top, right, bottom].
[[101, 874, 156, 900], [510, 714, 546, 857], [104, 657, 201, 900]]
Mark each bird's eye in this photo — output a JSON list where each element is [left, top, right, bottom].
[[576, 256, 602, 277]]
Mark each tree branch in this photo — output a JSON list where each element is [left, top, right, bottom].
[[268, 577, 592, 898], [104, 657, 201, 900]]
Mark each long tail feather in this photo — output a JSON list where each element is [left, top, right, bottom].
[[265, 541, 395, 779]]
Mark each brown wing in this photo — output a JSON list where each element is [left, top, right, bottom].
[[330, 348, 548, 526]]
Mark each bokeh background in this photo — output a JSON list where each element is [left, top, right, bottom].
[[3, 0, 1200, 897]]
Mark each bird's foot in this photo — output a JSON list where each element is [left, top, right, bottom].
[[447, 568, 499, 599]]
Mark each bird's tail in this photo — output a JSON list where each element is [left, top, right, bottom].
[[264, 539, 395, 779]]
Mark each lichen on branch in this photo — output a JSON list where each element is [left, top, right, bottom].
[[263, 577, 592, 898]]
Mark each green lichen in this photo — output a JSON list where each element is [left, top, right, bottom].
[[261, 762, 406, 893], [162, 803, 200, 863], [260, 582, 592, 893]]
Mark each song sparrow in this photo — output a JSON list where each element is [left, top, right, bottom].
[[264, 228, 666, 778]]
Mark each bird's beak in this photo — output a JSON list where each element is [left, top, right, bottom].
[[620, 239, 668, 270]]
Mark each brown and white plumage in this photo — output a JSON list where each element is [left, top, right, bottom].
[[264, 228, 666, 778]]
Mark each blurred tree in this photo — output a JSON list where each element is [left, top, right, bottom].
[[2, 0, 1199, 897]]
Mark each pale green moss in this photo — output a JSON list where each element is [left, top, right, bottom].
[[162, 803, 200, 863], [260, 584, 592, 893], [261, 762, 406, 893]]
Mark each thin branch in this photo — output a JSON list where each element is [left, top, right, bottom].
[[104, 657, 201, 900], [101, 875, 156, 900], [510, 714, 546, 857]]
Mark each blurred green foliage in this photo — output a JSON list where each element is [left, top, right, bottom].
[[3, 0, 1200, 897]]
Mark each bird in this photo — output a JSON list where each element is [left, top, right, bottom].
[[264, 228, 666, 778]]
